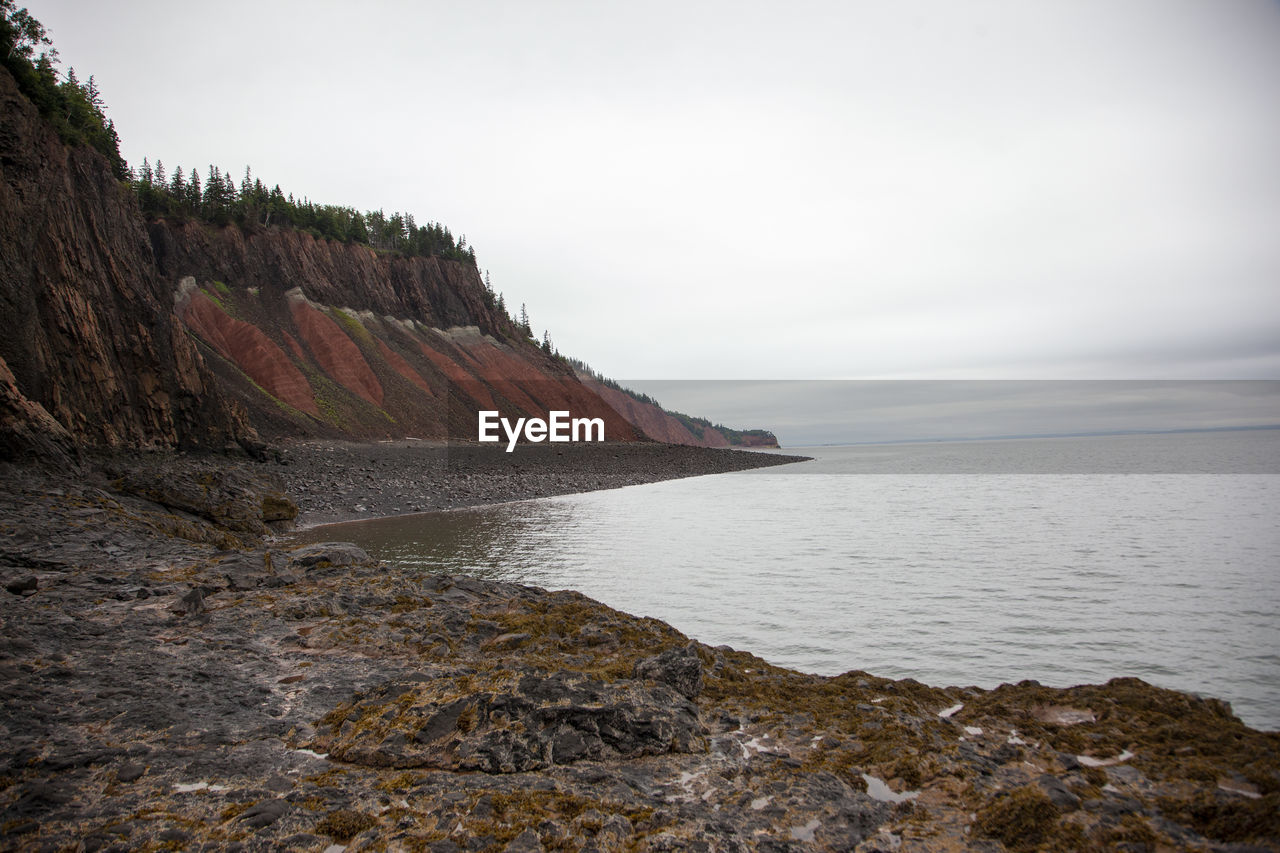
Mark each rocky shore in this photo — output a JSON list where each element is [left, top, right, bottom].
[[1, 446, 1278, 852], [270, 441, 810, 527]]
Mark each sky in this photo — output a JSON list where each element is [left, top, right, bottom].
[[24, 1, 1280, 439], [633, 379, 1280, 445]]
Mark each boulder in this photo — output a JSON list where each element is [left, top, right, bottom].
[[288, 542, 376, 572]]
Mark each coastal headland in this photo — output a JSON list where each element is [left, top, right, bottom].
[[1, 444, 1277, 852]]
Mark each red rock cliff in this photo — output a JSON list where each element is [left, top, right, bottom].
[[151, 223, 643, 444]]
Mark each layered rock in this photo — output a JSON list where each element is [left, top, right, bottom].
[[148, 222, 646, 443], [0, 69, 252, 457]]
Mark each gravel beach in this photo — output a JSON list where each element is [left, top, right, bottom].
[[272, 440, 811, 527]]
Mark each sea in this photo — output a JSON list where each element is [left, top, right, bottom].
[[293, 429, 1280, 731]]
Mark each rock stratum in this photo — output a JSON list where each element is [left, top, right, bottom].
[[0, 65, 770, 455], [2, 450, 1278, 852]]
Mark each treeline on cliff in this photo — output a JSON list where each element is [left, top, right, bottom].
[[0, 1, 127, 178], [130, 160, 477, 266], [1, 3, 475, 266], [1, 3, 554, 358]]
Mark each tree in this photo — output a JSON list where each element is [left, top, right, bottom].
[[1, 2, 50, 64], [187, 168, 201, 212], [169, 165, 185, 213], [519, 303, 531, 337]]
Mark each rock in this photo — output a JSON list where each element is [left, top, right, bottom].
[[319, 671, 707, 772], [5, 576, 37, 596], [178, 587, 208, 615], [288, 542, 375, 572], [0, 69, 250, 455], [239, 799, 289, 828], [1035, 774, 1080, 811], [115, 466, 296, 540], [220, 551, 272, 590], [503, 828, 543, 852], [634, 644, 704, 700], [116, 764, 145, 783], [485, 632, 530, 651]]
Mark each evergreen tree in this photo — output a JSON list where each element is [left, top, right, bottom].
[[187, 168, 201, 212]]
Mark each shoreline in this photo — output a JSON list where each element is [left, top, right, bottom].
[[272, 439, 811, 528], [1, 446, 1276, 850]]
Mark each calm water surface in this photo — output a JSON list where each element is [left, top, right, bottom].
[[294, 430, 1280, 730]]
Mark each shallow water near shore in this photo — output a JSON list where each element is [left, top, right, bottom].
[[294, 429, 1280, 730]]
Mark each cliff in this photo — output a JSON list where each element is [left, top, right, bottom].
[[0, 69, 252, 457], [149, 220, 643, 443], [0, 62, 637, 453], [0, 61, 789, 456]]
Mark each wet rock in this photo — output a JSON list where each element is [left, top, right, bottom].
[[2, 445, 1276, 852], [288, 542, 375, 572]]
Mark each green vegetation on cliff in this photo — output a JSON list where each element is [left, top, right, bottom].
[[0, 1, 126, 178], [1, 4, 476, 266], [130, 159, 478, 266]]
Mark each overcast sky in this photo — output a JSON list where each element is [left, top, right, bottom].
[[30, 0, 1280, 388]]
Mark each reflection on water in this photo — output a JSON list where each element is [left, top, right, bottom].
[[289, 433, 1280, 731]]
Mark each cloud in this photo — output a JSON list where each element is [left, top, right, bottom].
[[32, 0, 1280, 381]]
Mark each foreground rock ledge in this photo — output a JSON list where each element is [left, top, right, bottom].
[[1, 458, 1278, 852]]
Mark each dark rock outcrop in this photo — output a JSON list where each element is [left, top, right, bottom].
[[0, 68, 252, 457], [113, 461, 297, 538], [320, 671, 706, 772]]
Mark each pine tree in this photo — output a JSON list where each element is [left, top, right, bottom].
[[187, 168, 201, 212], [169, 165, 185, 204]]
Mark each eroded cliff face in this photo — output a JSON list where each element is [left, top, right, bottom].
[[0, 63, 768, 453], [0, 69, 252, 457], [154, 222, 643, 444]]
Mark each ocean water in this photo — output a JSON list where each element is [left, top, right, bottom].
[[294, 430, 1280, 730]]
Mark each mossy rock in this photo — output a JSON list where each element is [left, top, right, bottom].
[[975, 785, 1061, 851]]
